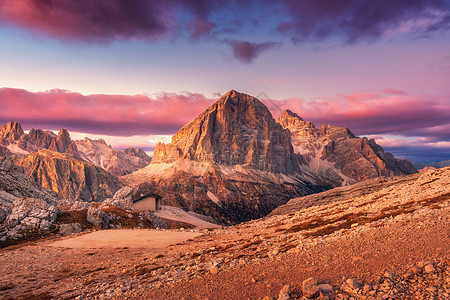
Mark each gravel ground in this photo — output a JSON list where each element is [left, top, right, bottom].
[[0, 167, 448, 299]]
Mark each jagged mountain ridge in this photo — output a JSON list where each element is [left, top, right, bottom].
[[0, 121, 151, 176], [277, 109, 417, 186]]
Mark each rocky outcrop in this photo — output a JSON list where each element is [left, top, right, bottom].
[[87, 206, 111, 229], [277, 109, 417, 186], [48, 129, 73, 153], [0, 157, 59, 224], [59, 223, 82, 236], [18, 128, 57, 153], [17, 150, 122, 202], [101, 186, 134, 210], [4, 197, 57, 231], [152, 90, 300, 174]]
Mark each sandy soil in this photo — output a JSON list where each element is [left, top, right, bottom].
[[49, 229, 202, 249], [155, 206, 220, 229]]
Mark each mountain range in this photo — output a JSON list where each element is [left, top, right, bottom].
[[124, 90, 416, 223], [0, 90, 419, 223], [0, 122, 151, 176]]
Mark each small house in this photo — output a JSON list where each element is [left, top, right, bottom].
[[132, 193, 162, 211]]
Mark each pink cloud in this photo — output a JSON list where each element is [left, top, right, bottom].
[[264, 92, 450, 139], [1, 87, 447, 162], [3, 87, 448, 141], [0, 87, 215, 135]]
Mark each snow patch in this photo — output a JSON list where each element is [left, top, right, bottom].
[[154, 206, 219, 229], [6, 143, 29, 156], [207, 191, 222, 206]]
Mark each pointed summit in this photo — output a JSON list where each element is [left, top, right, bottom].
[[152, 90, 299, 174], [0, 121, 24, 141], [278, 109, 304, 129], [277, 109, 317, 136], [53, 128, 72, 153]]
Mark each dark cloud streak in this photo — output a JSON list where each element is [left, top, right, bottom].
[[1, 0, 449, 62], [224, 40, 278, 63]]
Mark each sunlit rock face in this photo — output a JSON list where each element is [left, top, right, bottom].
[[0, 121, 151, 176], [17, 150, 122, 202], [152, 90, 300, 175], [125, 91, 325, 224], [277, 109, 417, 186]]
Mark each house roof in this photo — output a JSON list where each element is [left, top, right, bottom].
[[134, 193, 162, 202], [132, 183, 162, 202]]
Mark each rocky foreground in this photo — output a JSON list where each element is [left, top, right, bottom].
[[0, 167, 448, 299]]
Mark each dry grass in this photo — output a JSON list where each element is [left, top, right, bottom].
[[284, 191, 450, 239]]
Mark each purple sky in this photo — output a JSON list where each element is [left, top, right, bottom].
[[0, 0, 449, 162]]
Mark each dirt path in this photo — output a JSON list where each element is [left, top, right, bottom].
[[49, 229, 202, 249]]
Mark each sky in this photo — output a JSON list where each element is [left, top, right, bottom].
[[0, 0, 449, 162]]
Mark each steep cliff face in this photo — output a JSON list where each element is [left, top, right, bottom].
[[277, 109, 417, 186], [17, 150, 122, 202], [0, 122, 150, 176], [125, 91, 324, 224], [152, 90, 299, 174], [0, 157, 59, 223], [0, 121, 24, 142]]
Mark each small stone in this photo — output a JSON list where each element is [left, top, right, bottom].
[[363, 284, 372, 292], [424, 264, 436, 274], [384, 271, 393, 280], [346, 278, 360, 290], [403, 271, 414, 279], [302, 277, 319, 298], [410, 265, 422, 274], [426, 286, 437, 293], [318, 283, 333, 293], [278, 284, 292, 300]]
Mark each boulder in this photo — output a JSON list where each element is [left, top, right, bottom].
[[59, 223, 82, 236], [101, 186, 134, 210], [87, 207, 111, 229]]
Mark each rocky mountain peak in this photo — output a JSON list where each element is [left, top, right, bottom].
[[152, 90, 300, 174], [0, 121, 24, 141], [277, 110, 309, 131], [123, 147, 152, 163], [277, 111, 417, 184], [49, 128, 72, 153]]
